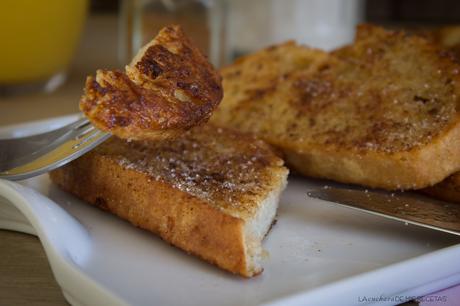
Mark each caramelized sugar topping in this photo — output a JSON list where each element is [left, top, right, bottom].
[[215, 25, 460, 153], [95, 125, 285, 219], [81, 26, 222, 141]]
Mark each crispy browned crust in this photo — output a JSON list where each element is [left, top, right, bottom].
[[50, 157, 249, 275], [50, 125, 288, 277], [422, 172, 460, 203], [417, 26, 460, 200], [80, 25, 223, 141], [211, 24, 460, 190]]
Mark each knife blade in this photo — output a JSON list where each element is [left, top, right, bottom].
[[307, 186, 460, 235]]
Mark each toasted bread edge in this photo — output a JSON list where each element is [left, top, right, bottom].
[[50, 150, 287, 277], [280, 116, 460, 190]]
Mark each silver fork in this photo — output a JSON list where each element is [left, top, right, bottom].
[[0, 118, 110, 181]]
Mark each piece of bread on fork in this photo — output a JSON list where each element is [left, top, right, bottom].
[[80, 25, 223, 141]]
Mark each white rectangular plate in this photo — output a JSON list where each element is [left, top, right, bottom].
[[1, 116, 460, 306]]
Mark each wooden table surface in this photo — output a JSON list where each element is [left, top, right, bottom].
[[0, 14, 119, 305]]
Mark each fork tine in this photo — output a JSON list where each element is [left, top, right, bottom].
[[74, 129, 104, 149], [0, 125, 110, 181], [73, 118, 92, 130], [0, 117, 89, 143], [1, 118, 95, 171], [75, 124, 96, 140]]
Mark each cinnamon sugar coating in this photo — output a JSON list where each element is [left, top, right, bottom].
[[81, 26, 222, 141]]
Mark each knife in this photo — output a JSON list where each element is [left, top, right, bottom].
[[307, 186, 460, 235]]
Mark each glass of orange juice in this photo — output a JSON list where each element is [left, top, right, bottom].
[[0, 0, 88, 95]]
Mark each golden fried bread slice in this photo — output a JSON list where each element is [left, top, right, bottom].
[[211, 24, 460, 190], [50, 124, 288, 277], [418, 26, 460, 202], [80, 25, 223, 141]]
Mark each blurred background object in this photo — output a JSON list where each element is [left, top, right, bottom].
[[3, 0, 460, 126], [0, 0, 118, 126], [0, 0, 89, 95], [367, 0, 460, 25], [218, 0, 363, 63], [120, 0, 364, 67], [120, 0, 212, 63], [117, 0, 460, 68]]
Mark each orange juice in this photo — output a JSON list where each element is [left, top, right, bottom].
[[0, 0, 88, 83]]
